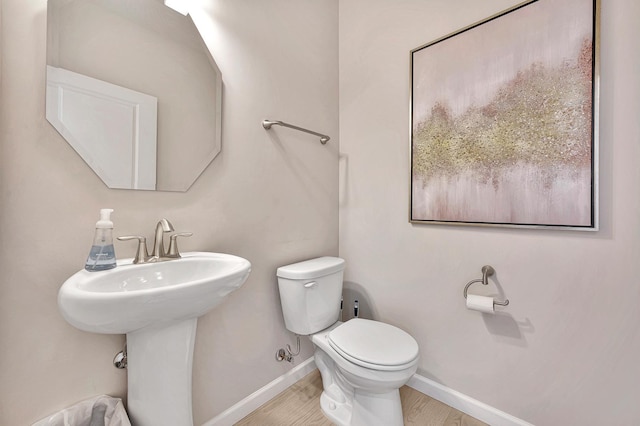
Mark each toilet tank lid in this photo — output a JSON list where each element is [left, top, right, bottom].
[[277, 257, 345, 280]]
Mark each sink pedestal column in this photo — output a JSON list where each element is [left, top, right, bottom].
[[127, 318, 197, 426]]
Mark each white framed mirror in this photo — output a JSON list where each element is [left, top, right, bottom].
[[46, 0, 222, 191]]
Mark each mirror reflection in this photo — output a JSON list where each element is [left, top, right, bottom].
[[46, 0, 222, 191]]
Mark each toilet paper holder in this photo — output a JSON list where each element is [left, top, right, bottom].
[[463, 265, 509, 306]]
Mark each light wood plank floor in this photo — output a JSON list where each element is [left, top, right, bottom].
[[235, 370, 487, 426]]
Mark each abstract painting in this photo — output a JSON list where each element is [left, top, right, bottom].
[[410, 0, 598, 229]]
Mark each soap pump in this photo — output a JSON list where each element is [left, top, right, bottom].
[[85, 208, 117, 272]]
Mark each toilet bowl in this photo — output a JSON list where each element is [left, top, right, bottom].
[[311, 320, 419, 426], [277, 257, 420, 426]]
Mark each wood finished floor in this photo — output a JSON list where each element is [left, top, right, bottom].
[[235, 370, 488, 426]]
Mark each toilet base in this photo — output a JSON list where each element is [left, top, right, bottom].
[[320, 391, 352, 426], [319, 386, 404, 426], [314, 342, 405, 426]]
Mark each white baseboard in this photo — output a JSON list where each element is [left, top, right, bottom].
[[407, 374, 534, 426], [203, 358, 533, 426], [202, 357, 317, 426]]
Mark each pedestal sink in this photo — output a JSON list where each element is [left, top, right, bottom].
[[58, 252, 251, 426]]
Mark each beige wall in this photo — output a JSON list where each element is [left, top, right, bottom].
[[0, 0, 338, 424], [338, 0, 640, 425]]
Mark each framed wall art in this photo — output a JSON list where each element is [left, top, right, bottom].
[[409, 0, 599, 230]]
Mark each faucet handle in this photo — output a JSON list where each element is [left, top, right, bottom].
[[167, 232, 193, 258], [117, 235, 150, 264]]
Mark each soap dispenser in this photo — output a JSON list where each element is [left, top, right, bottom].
[[85, 209, 117, 271]]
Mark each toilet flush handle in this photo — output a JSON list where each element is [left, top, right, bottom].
[[304, 281, 317, 288]]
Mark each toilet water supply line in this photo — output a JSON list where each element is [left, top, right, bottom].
[[276, 298, 360, 362], [276, 336, 301, 363]]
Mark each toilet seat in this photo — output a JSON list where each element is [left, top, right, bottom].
[[328, 319, 419, 371]]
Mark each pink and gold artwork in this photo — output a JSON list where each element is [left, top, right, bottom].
[[410, 0, 598, 229]]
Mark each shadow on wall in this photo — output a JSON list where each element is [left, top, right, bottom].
[[481, 313, 533, 348], [478, 275, 534, 348], [342, 281, 378, 321]]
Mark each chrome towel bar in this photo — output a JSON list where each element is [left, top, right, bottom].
[[262, 119, 330, 144], [463, 265, 509, 306]]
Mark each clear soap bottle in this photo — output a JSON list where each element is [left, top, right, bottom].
[[85, 208, 117, 272]]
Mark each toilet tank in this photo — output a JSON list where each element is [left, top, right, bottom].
[[277, 257, 345, 335]]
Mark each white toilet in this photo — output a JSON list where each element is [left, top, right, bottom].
[[277, 257, 419, 426]]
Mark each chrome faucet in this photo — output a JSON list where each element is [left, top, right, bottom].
[[117, 219, 192, 264]]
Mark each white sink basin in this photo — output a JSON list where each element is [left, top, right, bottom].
[[58, 252, 251, 334]]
